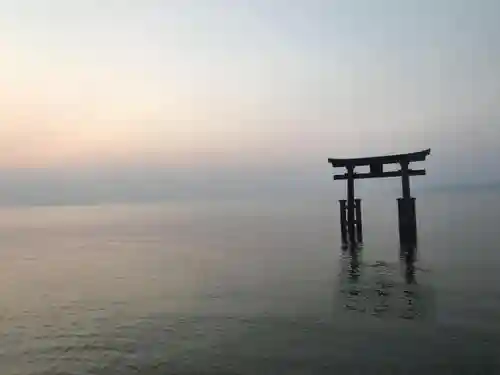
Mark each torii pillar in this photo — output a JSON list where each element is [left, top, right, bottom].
[[398, 160, 417, 247]]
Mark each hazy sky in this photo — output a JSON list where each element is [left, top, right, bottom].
[[1, 0, 499, 204]]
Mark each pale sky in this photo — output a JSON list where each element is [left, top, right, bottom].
[[1, 0, 499, 203]]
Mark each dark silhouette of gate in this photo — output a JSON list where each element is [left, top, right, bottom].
[[328, 149, 431, 251]]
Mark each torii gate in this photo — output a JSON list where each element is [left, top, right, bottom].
[[328, 149, 431, 249]]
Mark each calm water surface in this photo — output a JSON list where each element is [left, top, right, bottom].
[[1, 190, 499, 374]]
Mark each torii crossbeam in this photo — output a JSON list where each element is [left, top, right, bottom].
[[328, 149, 431, 248]]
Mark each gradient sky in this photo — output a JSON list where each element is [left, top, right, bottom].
[[1, 0, 500, 204]]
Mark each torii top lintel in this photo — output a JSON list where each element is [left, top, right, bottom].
[[328, 149, 431, 181], [328, 148, 431, 168]]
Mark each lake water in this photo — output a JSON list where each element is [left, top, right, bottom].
[[1, 190, 500, 374]]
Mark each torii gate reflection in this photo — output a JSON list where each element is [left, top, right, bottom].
[[328, 149, 431, 256]]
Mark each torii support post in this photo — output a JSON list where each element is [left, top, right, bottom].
[[346, 166, 356, 244], [339, 198, 363, 245], [339, 200, 348, 244], [355, 198, 363, 243], [328, 149, 430, 248]]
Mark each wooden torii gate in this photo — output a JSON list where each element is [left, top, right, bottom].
[[328, 149, 431, 249]]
